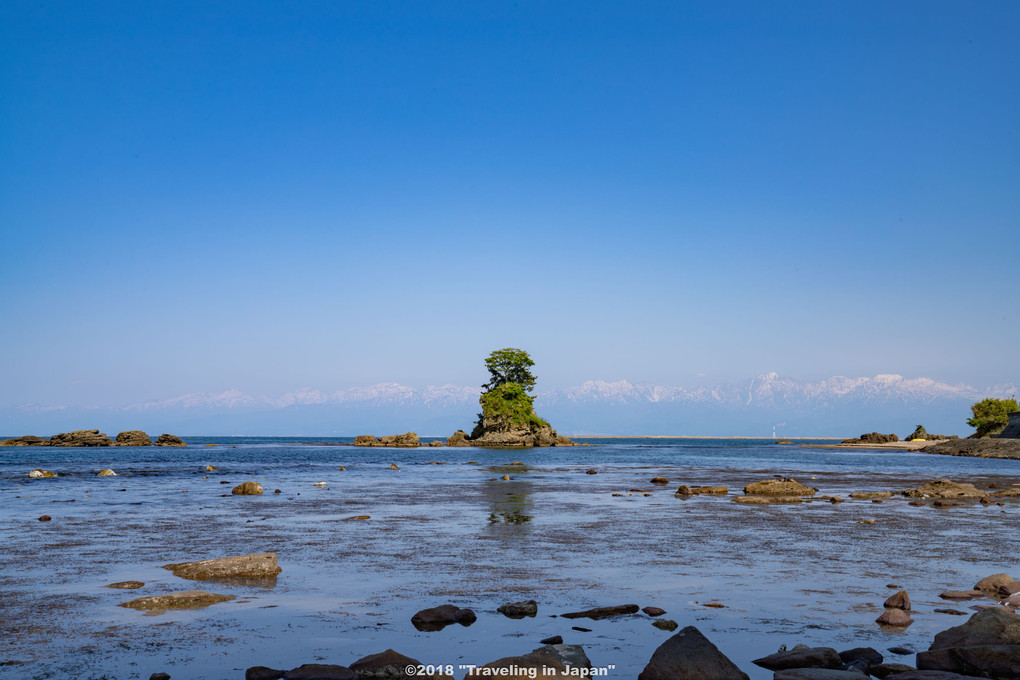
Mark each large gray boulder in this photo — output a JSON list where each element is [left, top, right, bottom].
[[638, 626, 748, 680]]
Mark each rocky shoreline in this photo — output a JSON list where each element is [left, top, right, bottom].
[[921, 438, 1020, 460], [353, 427, 579, 449], [0, 429, 186, 447]]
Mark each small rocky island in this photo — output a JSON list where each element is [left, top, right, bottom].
[[0, 430, 187, 447], [355, 348, 577, 449]]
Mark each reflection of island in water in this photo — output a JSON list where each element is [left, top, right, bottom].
[[484, 467, 534, 526]]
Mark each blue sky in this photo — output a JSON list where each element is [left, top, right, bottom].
[[1, 1, 1018, 407]]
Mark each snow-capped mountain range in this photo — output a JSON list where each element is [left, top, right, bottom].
[[2, 373, 1014, 437]]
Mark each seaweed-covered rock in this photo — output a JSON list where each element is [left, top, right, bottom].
[[231, 481, 264, 495], [118, 590, 235, 610], [902, 479, 985, 499], [163, 553, 281, 581], [354, 433, 419, 447], [743, 478, 816, 496]]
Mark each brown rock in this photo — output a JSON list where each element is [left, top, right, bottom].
[[643, 606, 666, 617], [868, 663, 915, 679], [497, 600, 538, 618], [651, 477, 669, 485], [284, 665, 356, 680], [975, 573, 1016, 593], [652, 619, 679, 631], [163, 552, 281, 581], [350, 649, 452, 680], [902, 479, 984, 499], [849, 491, 893, 499], [118, 590, 235, 610], [114, 430, 152, 446], [232, 481, 264, 495], [0, 435, 48, 446], [734, 495, 803, 504], [411, 604, 476, 631], [885, 590, 911, 610], [154, 433, 186, 447], [49, 429, 113, 447], [743, 478, 815, 496], [876, 608, 913, 627], [106, 581, 145, 589], [38, 514, 51, 521], [639, 626, 749, 680], [446, 430, 472, 447], [940, 591, 984, 601]]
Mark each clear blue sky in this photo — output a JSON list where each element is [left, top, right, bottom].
[[2, 1, 1017, 406]]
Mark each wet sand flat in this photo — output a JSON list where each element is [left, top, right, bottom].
[[1, 439, 1018, 679]]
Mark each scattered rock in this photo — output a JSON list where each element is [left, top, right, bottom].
[[838, 647, 883, 668], [150, 673, 171, 680], [702, 602, 725, 608], [754, 647, 842, 670], [773, 671, 867, 680], [917, 610, 1020, 676], [887, 647, 913, 656], [885, 590, 911, 610], [639, 625, 749, 680], [934, 609, 968, 616], [869, 663, 915, 679], [154, 434, 186, 447], [643, 606, 666, 617], [849, 492, 893, 499], [501, 474, 511, 480], [118, 590, 235, 611], [652, 619, 679, 632], [232, 481, 264, 495], [940, 591, 983, 601], [411, 604, 476, 631], [734, 495, 803, 504], [902, 479, 985, 499], [313, 482, 327, 487], [561, 604, 639, 619], [585, 469, 597, 475], [284, 664, 356, 680], [106, 581, 145, 589], [29, 469, 57, 478], [206, 465, 217, 472], [571, 626, 591, 632], [858, 519, 877, 525], [776, 440, 794, 445], [342, 515, 370, 521], [743, 478, 816, 496], [498, 600, 538, 618], [876, 609, 913, 627], [540, 636, 563, 645], [38, 514, 51, 521], [389, 464, 400, 470], [932, 500, 961, 508], [466, 644, 589, 679], [350, 648, 450, 680], [974, 573, 1016, 593], [163, 553, 282, 581], [113, 434, 150, 448], [246, 668, 286, 680], [97, 468, 117, 477], [651, 477, 669, 485]]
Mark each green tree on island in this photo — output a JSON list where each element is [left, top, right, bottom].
[[967, 396, 1019, 437], [473, 348, 549, 436]]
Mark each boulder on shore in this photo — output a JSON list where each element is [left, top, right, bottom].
[[29, 468, 57, 478], [974, 573, 1016, 593], [884, 590, 911, 610], [446, 430, 472, 447], [114, 430, 152, 446], [163, 552, 282, 581], [155, 433, 186, 447], [639, 626, 749, 680], [497, 600, 538, 618]]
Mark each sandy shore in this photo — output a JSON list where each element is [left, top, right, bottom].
[[798, 440, 942, 451]]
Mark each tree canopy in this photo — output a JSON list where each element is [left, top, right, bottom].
[[482, 347, 537, 393], [967, 397, 1019, 437]]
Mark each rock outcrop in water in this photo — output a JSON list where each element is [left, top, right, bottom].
[[923, 437, 1020, 459], [1, 430, 184, 447], [353, 432, 420, 448], [841, 432, 898, 445]]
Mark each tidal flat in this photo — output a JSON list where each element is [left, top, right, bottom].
[[1, 438, 1017, 679]]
